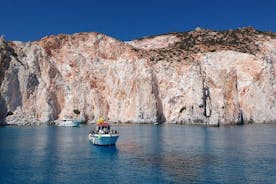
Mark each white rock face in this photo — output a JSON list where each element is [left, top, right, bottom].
[[127, 34, 180, 50], [0, 28, 275, 125]]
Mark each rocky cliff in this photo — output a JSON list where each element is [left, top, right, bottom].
[[0, 27, 275, 125]]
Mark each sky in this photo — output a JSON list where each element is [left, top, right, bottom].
[[1, 0, 276, 42]]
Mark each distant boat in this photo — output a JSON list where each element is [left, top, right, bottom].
[[56, 118, 80, 127], [88, 118, 119, 146], [154, 122, 159, 125]]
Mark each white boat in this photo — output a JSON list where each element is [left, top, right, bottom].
[[88, 119, 119, 146], [57, 118, 80, 127]]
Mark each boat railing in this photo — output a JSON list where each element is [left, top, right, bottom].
[[90, 129, 119, 135]]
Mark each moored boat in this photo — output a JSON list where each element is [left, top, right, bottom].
[[56, 118, 80, 127], [88, 118, 119, 146]]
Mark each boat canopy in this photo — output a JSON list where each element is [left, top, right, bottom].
[[96, 117, 110, 127], [96, 117, 105, 124], [96, 122, 110, 127]]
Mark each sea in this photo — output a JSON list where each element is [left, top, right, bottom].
[[0, 124, 275, 184]]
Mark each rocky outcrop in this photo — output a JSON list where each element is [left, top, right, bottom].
[[0, 27, 275, 125]]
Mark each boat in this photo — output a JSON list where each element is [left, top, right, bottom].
[[88, 118, 119, 146], [56, 118, 80, 127]]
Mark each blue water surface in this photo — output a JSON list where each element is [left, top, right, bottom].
[[0, 124, 276, 184]]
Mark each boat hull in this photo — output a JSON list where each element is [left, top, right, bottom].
[[89, 134, 119, 146]]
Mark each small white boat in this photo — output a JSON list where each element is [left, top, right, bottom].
[[88, 118, 119, 146], [57, 118, 80, 127]]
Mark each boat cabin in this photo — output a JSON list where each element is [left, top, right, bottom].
[[90, 122, 118, 135], [96, 123, 110, 134]]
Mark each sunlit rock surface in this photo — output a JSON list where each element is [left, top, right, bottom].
[[0, 27, 275, 125]]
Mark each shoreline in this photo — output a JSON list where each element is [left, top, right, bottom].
[[1, 121, 276, 127]]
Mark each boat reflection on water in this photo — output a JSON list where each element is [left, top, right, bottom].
[[91, 144, 118, 154], [89, 144, 118, 161]]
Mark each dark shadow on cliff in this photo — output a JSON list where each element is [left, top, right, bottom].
[[7, 68, 23, 110], [151, 71, 166, 123], [0, 95, 7, 125]]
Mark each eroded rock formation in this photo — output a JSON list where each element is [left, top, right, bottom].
[[0, 27, 275, 125]]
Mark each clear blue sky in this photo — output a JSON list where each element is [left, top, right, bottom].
[[1, 0, 276, 42]]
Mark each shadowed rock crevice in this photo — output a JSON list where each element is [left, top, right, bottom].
[[0, 37, 25, 123], [47, 92, 61, 120], [202, 86, 211, 118], [0, 95, 7, 124], [238, 110, 244, 125], [0, 38, 12, 86], [197, 63, 212, 124], [27, 73, 39, 98], [151, 71, 166, 123], [3, 67, 23, 111]]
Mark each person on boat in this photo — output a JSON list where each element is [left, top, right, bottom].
[[103, 127, 107, 134], [99, 128, 104, 134]]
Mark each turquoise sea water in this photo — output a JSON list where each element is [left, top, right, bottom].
[[0, 124, 276, 184]]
